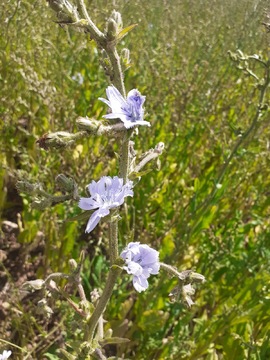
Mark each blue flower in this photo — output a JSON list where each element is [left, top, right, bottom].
[[79, 176, 133, 233], [99, 86, 150, 129], [121, 242, 160, 292]]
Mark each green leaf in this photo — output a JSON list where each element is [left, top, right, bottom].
[[99, 337, 130, 345], [117, 24, 138, 41]]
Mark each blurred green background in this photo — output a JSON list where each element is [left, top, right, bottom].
[[1, 0, 270, 359]]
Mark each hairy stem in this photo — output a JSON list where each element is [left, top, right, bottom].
[[84, 266, 122, 343], [160, 263, 184, 278], [134, 142, 165, 173], [77, 0, 106, 44], [119, 130, 132, 183], [106, 46, 126, 97], [108, 219, 119, 265], [83, 5, 129, 344]]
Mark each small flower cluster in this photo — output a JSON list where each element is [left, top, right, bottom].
[[78, 86, 204, 299]]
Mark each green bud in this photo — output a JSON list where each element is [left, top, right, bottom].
[[69, 258, 78, 271], [79, 250, 85, 263], [121, 48, 130, 62], [16, 180, 36, 195], [106, 11, 122, 41], [111, 10, 123, 30], [190, 272, 206, 283], [106, 18, 118, 41], [47, 0, 79, 24], [121, 48, 131, 71], [22, 279, 45, 291], [76, 117, 100, 132], [37, 131, 75, 150], [55, 174, 75, 192], [47, 0, 64, 13], [259, 103, 268, 111]]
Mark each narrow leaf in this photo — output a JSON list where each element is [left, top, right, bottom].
[[117, 24, 138, 41], [99, 337, 130, 345]]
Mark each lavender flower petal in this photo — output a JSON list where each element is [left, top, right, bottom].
[[133, 275, 149, 293], [79, 176, 133, 233], [99, 86, 150, 129], [121, 242, 160, 292], [78, 197, 100, 210], [85, 208, 110, 233]]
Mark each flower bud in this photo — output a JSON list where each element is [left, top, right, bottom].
[[47, 280, 59, 293], [190, 272, 206, 283], [76, 117, 100, 132], [37, 131, 75, 150], [22, 279, 45, 291], [47, 0, 78, 24], [55, 174, 75, 193], [121, 48, 130, 62], [105, 9, 123, 41], [106, 18, 118, 41], [69, 258, 78, 271], [111, 10, 123, 30], [16, 180, 36, 195], [121, 48, 131, 70]]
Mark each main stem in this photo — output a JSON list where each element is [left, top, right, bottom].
[[109, 219, 119, 265], [82, 5, 131, 343], [119, 129, 132, 183], [84, 266, 122, 343]]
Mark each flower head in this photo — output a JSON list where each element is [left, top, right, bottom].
[[79, 176, 133, 233], [0, 350, 12, 360], [120, 242, 160, 292], [99, 86, 150, 129]]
